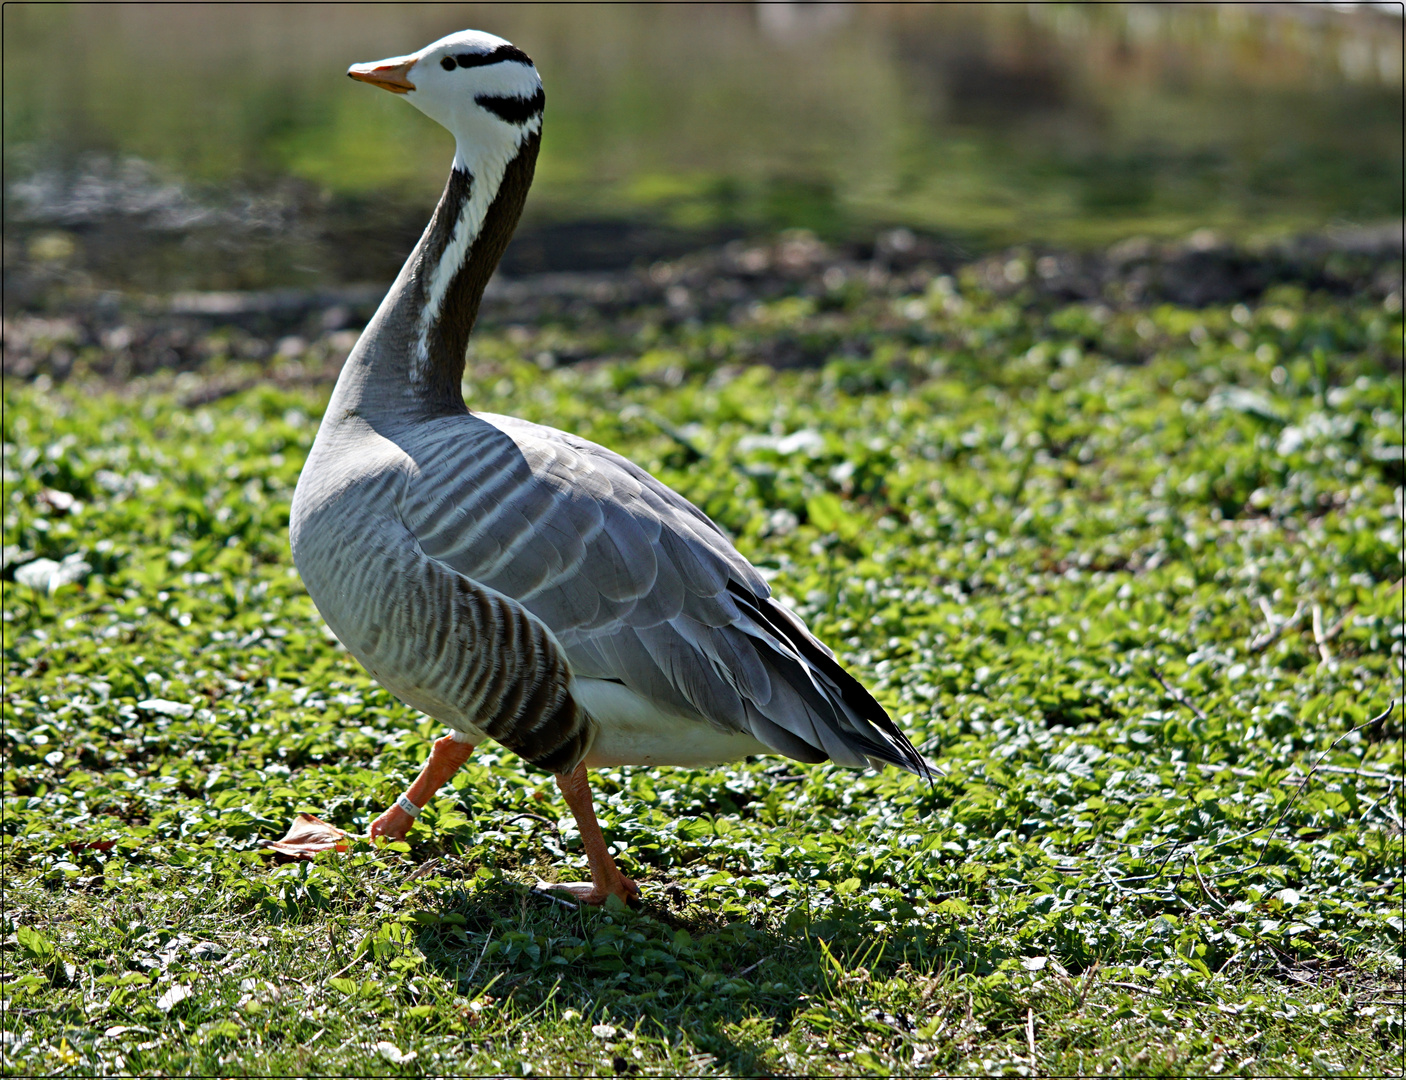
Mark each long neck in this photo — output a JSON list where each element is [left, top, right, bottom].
[[334, 129, 540, 417]]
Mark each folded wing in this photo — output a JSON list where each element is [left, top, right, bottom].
[[398, 411, 934, 778]]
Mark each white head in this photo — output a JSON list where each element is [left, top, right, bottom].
[[348, 29, 543, 176]]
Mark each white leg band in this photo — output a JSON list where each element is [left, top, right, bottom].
[[395, 793, 422, 819]]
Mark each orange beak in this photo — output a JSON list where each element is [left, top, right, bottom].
[[347, 56, 416, 94]]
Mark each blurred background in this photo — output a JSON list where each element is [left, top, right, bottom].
[[5, 1, 1402, 298]]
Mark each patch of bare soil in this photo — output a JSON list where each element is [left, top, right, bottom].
[[4, 223, 1399, 387]]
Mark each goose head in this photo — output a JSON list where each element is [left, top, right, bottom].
[[348, 29, 544, 176]]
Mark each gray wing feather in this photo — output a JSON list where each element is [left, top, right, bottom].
[[396, 411, 931, 776], [668, 615, 772, 705], [582, 502, 656, 605], [635, 622, 748, 729]]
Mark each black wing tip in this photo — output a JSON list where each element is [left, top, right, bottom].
[[912, 753, 945, 786], [728, 582, 939, 782], [863, 742, 943, 784]]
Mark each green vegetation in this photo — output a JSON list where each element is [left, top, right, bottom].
[[3, 270, 1402, 1075]]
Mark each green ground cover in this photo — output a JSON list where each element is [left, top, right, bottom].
[[3, 270, 1403, 1075]]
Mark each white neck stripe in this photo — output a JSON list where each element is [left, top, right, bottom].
[[411, 117, 541, 382]]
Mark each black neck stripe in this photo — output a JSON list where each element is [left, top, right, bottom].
[[476, 87, 545, 126], [455, 44, 533, 69]]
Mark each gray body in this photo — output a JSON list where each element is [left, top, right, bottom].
[[290, 32, 931, 779]]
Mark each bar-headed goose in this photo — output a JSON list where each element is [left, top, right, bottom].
[[270, 29, 934, 904]]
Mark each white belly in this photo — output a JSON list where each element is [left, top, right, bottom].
[[573, 678, 767, 768]]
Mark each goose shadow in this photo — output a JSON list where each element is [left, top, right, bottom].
[[405, 875, 1014, 1075]]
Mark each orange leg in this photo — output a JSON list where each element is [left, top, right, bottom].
[[369, 733, 476, 840], [267, 733, 476, 859], [548, 764, 639, 906]]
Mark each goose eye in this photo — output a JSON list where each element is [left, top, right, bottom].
[[440, 56, 456, 71]]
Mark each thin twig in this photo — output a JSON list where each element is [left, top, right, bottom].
[[1196, 708, 1401, 872], [1358, 793, 1394, 827], [736, 958, 766, 978], [1322, 608, 1354, 642], [1375, 800, 1405, 830], [1171, 852, 1192, 890], [1196, 763, 1263, 780], [1077, 961, 1100, 1010], [1250, 703, 1394, 871], [504, 812, 561, 836], [405, 858, 441, 883], [1205, 822, 1297, 855], [529, 885, 579, 911], [1105, 980, 1157, 995], [1026, 1008, 1036, 1057], [1304, 764, 1401, 784], [1190, 851, 1226, 912], [321, 955, 360, 986], [1249, 600, 1306, 652], [460, 930, 496, 987], [1099, 863, 1137, 894], [1168, 876, 1218, 920], [1123, 705, 1395, 886], [1115, 840, 1193, 885], [1151, 666, 1207, 721], [1311, 604, 1335, 667]]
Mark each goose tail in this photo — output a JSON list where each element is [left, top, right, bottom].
[[727, 583, 941, 782]]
